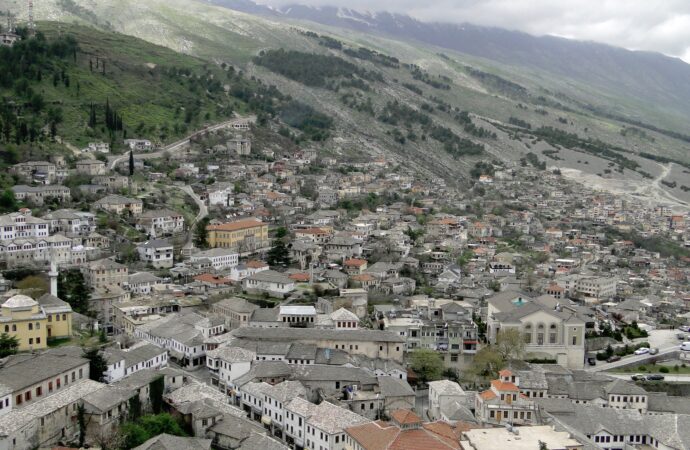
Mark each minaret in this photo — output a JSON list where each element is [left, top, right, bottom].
[[28, 0, 35, 37], [48, 251, 58, 297]]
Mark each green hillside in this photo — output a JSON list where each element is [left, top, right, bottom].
[[0, 22, 305, 163]]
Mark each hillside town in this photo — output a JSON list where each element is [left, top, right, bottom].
[[0, 116, 689, 450]]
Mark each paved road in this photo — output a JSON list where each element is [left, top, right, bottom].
[[587, 346, 679, 372], [109, 116, 256, 170], [605, 373, 690, 382], [175, 184, 208, 246], [587, 330, 680, 373]]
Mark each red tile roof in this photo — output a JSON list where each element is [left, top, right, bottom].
[[491, 380, 519, 392], [391, 409, 422, 426], [246, 260, 268, 269], [344, 258, 368, 267], [207, 218, 266, 232], [193, 274, 232, 285]]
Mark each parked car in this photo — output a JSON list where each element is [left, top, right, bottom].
[[587, 357, 597, 366], [649, 348, 659, 355], [646, 374, 665, 381], [631, 374, 646, 381], [677, 333, 686, 340], [681, 342, 690, 352], [634, 347, 650, 355], [606, 355, 621, 363], [679, 325, 690, 332]]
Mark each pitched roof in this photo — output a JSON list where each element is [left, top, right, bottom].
[[391, 409, 422, 426], [491, 380, 519, 392], [207, 218, 266, 231]]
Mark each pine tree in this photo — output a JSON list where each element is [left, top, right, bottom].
[[129, 150, 135, 176]]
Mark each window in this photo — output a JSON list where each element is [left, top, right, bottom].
[[36, 387, 42, 397]]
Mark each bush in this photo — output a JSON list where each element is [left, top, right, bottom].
[[659, 367, 670, 374]]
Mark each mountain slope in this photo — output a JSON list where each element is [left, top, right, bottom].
[[3, 0, 690, 208], [210, 2, 690, 132]]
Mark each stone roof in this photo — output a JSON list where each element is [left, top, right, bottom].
[[377, 376, 415, 398], [428, 380, 465, 396], [207, 346, 256, 363], [0, 380, 104, 436], [0, 348, 88, 391], [232, 326, 405, 343], [307, 401, 370, 434], [237, 433, 289, 450], [133, 434, 212, 450]]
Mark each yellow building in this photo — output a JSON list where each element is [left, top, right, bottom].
[[37, 293, 74, 340], [206, 218, 269, 253], [0, 293, 73, 351]]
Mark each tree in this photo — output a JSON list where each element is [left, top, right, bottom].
[[0, 189, 19, 213], [58, 269, 91, 314], [83, 347, 108, 382], [16, 275, 49, 298], [468, 345, 504, 380], [193, 217, 210, 249], [267, 239, 291, 268], [409, 348, 444, 383], [0, 333, 19, 357], [129, 150, 135, 176], [120, 414, 186, 449], [495, 328, 527, 361], [539, 441, 548, 450], [77, 403, 87, 447]]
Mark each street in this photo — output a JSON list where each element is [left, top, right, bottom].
[[108, 116, 256, 170], [587, 329, 681, 373]]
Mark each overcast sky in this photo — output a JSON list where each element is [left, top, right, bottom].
[[257, 0, 690, 62]]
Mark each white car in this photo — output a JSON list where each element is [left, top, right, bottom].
[[680, 325, 690, 332], [634, 348, 650, 355]]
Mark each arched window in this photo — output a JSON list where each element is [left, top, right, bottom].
[[523, 323, 533, 344], [537, 323, 545, 345], [549, 323, 558, 344]]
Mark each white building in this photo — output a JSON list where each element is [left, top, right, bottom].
[[135, 210, 185, 239], [285, 396, 370, 450], [428, 379, 467, 422], [190, 248, 239, 271], [136, 240, 174, 269], [127, 272, 163, 296], [243, 270, 295, 296], [206, 346, 255, 391], [84, 142, 110, 154], [103, 342, 168, 383], [486, 291, 586, 369], [575, 276, 617, 304], [0, 211, 50, 242]]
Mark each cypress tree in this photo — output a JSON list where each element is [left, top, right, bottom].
[[129, 150, 134, 176]]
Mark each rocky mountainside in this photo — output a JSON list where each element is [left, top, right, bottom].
[[2, 0, 689, 209]]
